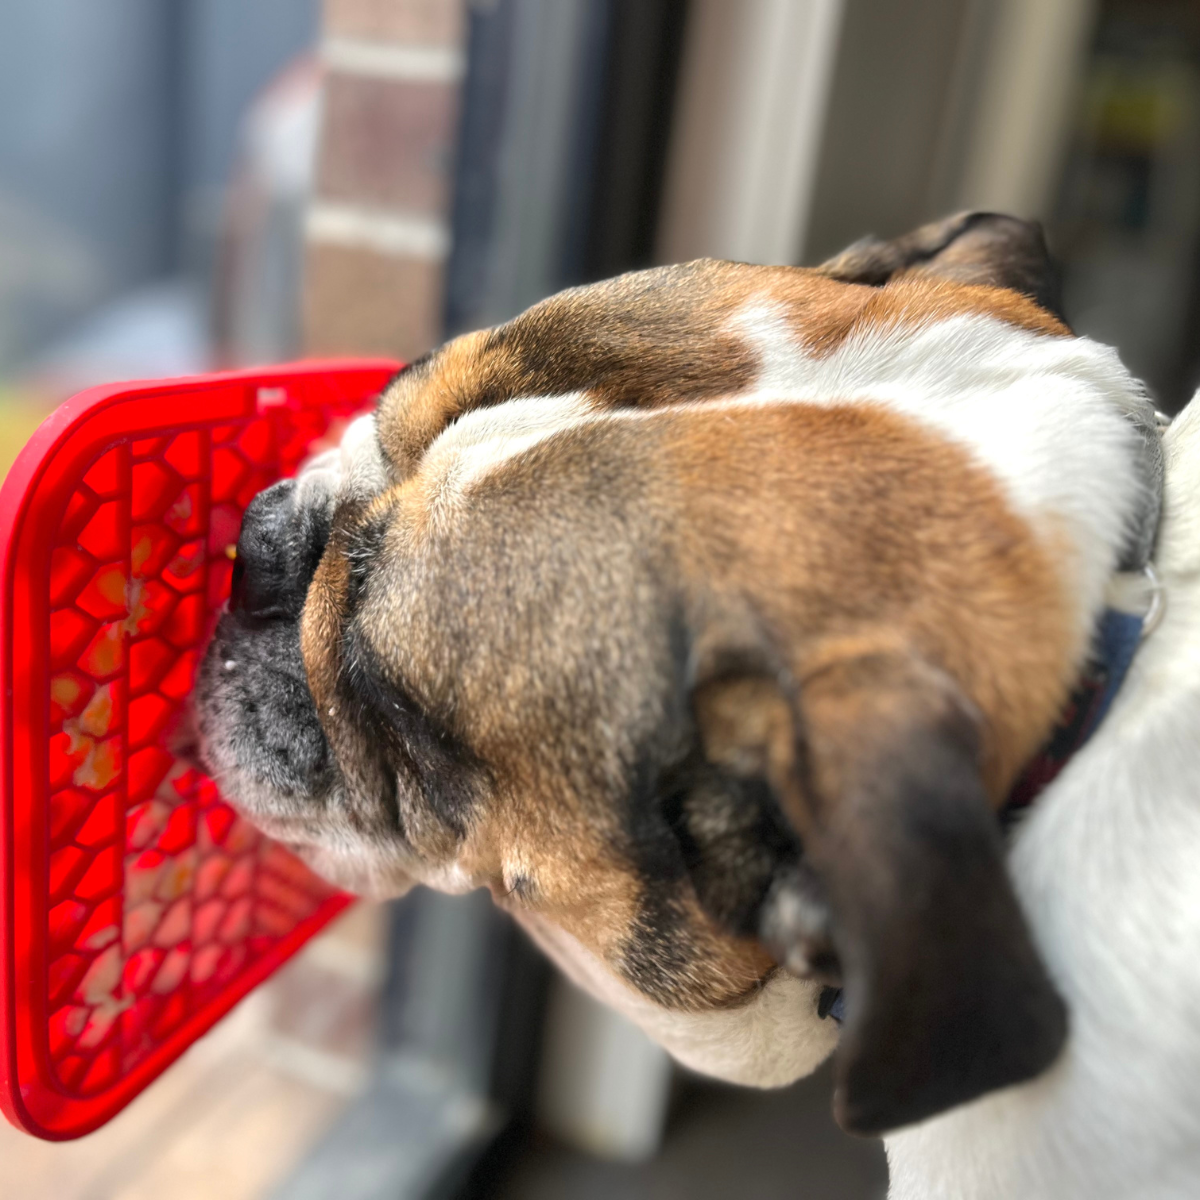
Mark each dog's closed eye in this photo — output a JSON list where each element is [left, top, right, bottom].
[[660, 755, 805, 942]]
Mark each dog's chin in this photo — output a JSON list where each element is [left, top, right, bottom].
[[196, 764, 418, 900], [191, 693, 413, 902], [517, 912, 838, 1089]]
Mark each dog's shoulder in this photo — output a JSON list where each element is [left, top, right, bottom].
[[885, 394, 1200, 1198]]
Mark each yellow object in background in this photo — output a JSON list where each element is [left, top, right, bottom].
[[0, 387, 53, 483]]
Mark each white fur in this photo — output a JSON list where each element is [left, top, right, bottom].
[[881, 394, 1200, 1199], [728, 303, 1146, 654], [515, 911, 838, 1088], [296, 412, 389, 504], [420, 392, 594, 524]]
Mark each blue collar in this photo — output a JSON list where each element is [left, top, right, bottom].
[[1002, 569, 1162, 815]]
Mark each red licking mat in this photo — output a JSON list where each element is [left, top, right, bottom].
[[0, 359, 399, 1139]]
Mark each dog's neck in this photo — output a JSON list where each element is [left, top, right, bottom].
[[883, 392, 1200, 1200], [1005, 404, 1167, 811], [1004, 569, 1162, 814]]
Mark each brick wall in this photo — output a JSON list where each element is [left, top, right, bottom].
[[303, 0, 465, 360]]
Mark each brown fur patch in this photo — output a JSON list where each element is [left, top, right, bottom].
[[667, 401, 1074, 798], [301, 534, 351, 718]]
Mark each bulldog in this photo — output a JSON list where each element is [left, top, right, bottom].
[[196, 213, 1200, 1197]]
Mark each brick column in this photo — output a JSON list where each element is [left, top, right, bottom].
[[303, 0, 465, 359]]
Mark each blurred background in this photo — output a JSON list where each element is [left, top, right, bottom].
[[4, 0, 1200, 1197]]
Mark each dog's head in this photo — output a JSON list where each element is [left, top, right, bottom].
[[196, 215, 1121, 1134]]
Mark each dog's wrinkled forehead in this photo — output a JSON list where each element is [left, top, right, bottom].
[[204, 209, 1072, 857]]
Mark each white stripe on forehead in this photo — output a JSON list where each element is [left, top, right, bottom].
[[419, 392, 596, 519], [424, 390, 595, 462]]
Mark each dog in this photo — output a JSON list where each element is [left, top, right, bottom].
[[196, 212, 1200, 1197]]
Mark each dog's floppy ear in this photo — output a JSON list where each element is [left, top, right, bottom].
[[816, 211, 1067, 324], [693, 646, 1068, 1135]]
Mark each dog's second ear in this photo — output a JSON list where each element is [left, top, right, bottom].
[[816, 211, 1066, 324], [693, 647, 1068, 1136]]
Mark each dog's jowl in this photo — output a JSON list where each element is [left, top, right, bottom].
[[197, 214, 1195, 1196]]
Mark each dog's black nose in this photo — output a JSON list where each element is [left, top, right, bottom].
[[230, 479, 331, 623]]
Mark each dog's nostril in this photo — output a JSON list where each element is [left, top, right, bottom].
[[231, 478, 328, 623]]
